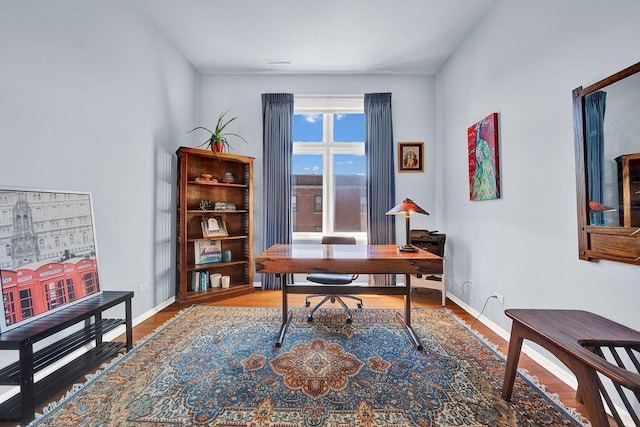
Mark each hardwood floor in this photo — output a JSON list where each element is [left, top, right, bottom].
[[0, 290, 598, 426]]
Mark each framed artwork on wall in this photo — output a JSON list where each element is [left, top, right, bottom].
[[0, 187, 103, 332], [398, 142, 424, 172], [468, 113, 500, 201]]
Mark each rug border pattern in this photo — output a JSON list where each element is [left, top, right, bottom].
[[29, 305, 591, 426]]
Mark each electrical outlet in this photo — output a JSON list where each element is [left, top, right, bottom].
[[493, 293, 504, 304], [138, 282, 149, 292], [461, 281, 475, 294]]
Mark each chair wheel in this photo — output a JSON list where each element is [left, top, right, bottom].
[[357, 303, 363, 309], [305, 302, 310, 307], [307, 316, 313, 322], [346, 318, 352, 324]]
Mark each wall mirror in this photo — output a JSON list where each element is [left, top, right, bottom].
[[573, 60, 640, 265]]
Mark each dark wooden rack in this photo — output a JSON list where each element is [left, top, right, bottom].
[[0, 290, 133, 425], [410, 230, 447, 306], [410, 229, 446, 257]]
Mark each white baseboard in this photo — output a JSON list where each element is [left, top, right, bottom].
[[103, 296, 176, 342]]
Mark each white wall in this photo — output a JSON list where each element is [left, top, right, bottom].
[[196, 74, 436, 259], [437, 0, 640, 357], [0, 1, 198, 322]]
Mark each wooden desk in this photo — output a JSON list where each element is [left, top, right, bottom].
[[501, 309, 640, 427], [255, 244, 443, 350]]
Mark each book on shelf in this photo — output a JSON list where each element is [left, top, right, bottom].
[[194, 240, 222, 264], [192, 271, 197, 291], [191, 271, 211, 292]]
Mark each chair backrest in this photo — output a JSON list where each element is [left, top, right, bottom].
[[321, 236, 356, 245], [309, 235, 358, 282]]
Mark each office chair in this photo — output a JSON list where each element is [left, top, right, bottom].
[[305, 235, 363, 323]]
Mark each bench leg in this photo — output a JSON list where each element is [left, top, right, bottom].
[[501, 324, 524, 401], [19, 342, 35, 425], [572, 362, 609, 427]]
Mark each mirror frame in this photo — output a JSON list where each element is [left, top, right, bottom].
[[573, 60, 640, 265]]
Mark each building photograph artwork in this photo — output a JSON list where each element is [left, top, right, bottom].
[[0, 188, 102, 331]]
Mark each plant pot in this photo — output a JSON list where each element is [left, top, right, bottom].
[[213, 141, 225, 153]]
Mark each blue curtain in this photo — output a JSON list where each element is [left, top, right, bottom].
[[365, 93, 396, 286], [261, 93, 294, 290], [585, 91, 607, 226]]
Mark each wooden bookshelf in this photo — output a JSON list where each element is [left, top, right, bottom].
[[175, 147, 255, 303]]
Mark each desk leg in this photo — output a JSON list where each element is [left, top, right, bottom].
[[275, 274, 290, 348], [404, 274, 423, 351], [501, 324, 524, 401]]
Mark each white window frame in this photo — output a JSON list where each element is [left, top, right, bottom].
[[293, 96, 366, 243]]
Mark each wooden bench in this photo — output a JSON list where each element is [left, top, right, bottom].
[[501, 309, 640, 427], [0, 291, 133, 425]]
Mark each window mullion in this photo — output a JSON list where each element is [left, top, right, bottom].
[[324, 114, 334, 234]]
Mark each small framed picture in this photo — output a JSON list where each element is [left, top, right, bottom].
[[201, 215, 228, 238], [398, 142, 424, 172]]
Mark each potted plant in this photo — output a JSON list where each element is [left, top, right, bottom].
[[187, 110, 247, 156]]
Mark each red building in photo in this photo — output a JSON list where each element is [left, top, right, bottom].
[[1, 257, 99, 327]]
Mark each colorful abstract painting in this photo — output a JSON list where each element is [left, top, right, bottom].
[[468, 113, 500, 201]]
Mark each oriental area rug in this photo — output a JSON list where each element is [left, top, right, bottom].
[[30, 306, 590, 426]]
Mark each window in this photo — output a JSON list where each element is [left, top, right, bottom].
[[3, 292, 16, 325], [83, 272, 97, 294], [45, 280, 66, 310], [292, 97, 367, 241], [66, 278, 75, 301], [19, 289, 33, 319]]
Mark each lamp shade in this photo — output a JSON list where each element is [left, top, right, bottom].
[[588, 200, 616, 213], [386, 198, 429, 252], [385, 198, 430, 216]]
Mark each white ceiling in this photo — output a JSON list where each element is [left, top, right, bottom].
[[129, 0, 497, 75]]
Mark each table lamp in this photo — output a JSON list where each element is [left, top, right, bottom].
[[385, 198, 429, 252]]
